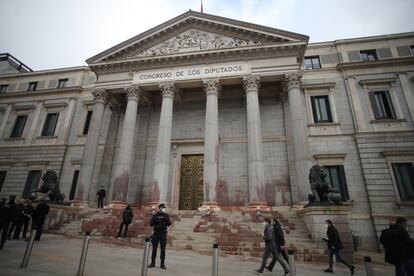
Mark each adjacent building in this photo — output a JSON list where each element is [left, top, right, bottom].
[[0, 11, 413, 251]]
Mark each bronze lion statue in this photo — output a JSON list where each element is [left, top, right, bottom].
[[36, 170, 65, 202], [309, 165, 341, 203]]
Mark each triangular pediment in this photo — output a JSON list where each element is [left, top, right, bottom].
[[87, 11, 309, 65]]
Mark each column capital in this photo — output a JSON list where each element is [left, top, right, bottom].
[[203, 78, 221, 96], [283, 72, 303, 91], [91, 88, 110, 104], [243, 75, 261, 92], [159, 82, 176, 99], [124, 84, 143, 101]]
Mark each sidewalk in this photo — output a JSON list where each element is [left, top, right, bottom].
[[0, 234, 394, 276]]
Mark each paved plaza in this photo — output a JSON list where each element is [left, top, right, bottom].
[[0, 234, 394, 276]]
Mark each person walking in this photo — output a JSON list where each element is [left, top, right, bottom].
[[116, 205, 133, 239], [31, 201, 50, 241], [255, 218, 289, 275], [386, 217, 414, 276], [266, 218, 289, 272], [22, 201, 34, 239], [323, 220, 355, 274], [6, 195, 18, 240], [12, 202, 25, 239], [96, 186, 106, 208], [0, 198, 12, 249], [148, 203, 171, 269]]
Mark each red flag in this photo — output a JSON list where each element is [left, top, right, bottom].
[[201, 0, 204, 13]]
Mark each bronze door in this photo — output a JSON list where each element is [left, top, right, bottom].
[[179, 155, 204, 210]]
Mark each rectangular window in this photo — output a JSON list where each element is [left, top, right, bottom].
[[82, 110, 93, 135], [369, 91, 396, 120], [0, 171, 7, 193], [69, 170, 79, 200], [10, 115, 28, 138], [304, 56, 321, 69], [324, 165, 350, 201], [310, 95, 333, 123], [41, 113, 59, 136], [0, 84, 9, 93], [360, 49, 378, 61], [22, 170, 42, 199], [392, 163, 414, 201], [27, 82, 38, 91], [57, 78, 68, 88]]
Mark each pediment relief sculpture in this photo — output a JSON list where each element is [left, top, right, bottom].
[[124, 29, 262, 59]]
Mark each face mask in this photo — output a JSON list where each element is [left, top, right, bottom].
[[160, 208, 166, 213], [325, 224, 329, 228]]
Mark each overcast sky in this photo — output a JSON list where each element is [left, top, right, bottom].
[[1, 0, 413, 71]]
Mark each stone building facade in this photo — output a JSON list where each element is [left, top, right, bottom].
[[0, 11, 413, 251]]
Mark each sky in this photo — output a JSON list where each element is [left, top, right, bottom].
[[1, 0, 413, 71]]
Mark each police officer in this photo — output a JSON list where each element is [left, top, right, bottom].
[[22, 201, 34, 239], [116, 204, 133, 239], [32, 201, 50, 241], [148, 203, 171, 269], [0, 198, 11, 249], [96, 186, 106, 208]]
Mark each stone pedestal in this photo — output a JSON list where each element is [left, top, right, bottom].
[[297, 204, 354, 260]]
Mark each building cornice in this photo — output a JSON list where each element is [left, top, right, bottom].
[[0, 86, 83, 99], [336, 56, 414, 71], [0, 66, 90, 80]]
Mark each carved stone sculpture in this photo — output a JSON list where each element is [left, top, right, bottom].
[[36, 170, 65, 202], [308, 165, 342, 203], [126, 29, 262, 58]]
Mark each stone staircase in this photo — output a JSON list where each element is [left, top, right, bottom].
[[74, 206, 326, 262]]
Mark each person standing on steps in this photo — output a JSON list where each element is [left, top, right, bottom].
[[148, 203, 171, 270], [255, 218, 289, 275], [96, 186, 106, 208], [323, 219, 355, 275], [266, 218, 289, 272], [117, 204, 133, 239]]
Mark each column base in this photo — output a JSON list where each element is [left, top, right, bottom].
[[198, 202, 221, 212], [70, 201, 89, 208], [109, 201, 128, 209], [248, 202, 270, 211]]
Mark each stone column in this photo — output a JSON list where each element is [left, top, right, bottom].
[[284, 72, 312, 202], [152, 82, 175, 204], [0, 104, 12, 138], [75, 88, 109, 202], [26, 100, 43, 144], [203, 78, 221, 205], [111, 85, 142, 203], [243, 75, 266, 205]]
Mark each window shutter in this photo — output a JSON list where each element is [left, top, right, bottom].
[[396, 46, 411, 57], [369, 92, 381, 119], [377, 48, 392, 59], [384, 91, 396, 119], [347, 51, 361, 61]]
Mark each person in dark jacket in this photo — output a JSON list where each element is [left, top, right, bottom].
[[22, 201, 34, 239], [255, 218, 289, 275], [96, 186, 106, 208], [6, 195, 18, 240], [12, 202, 25, 239], [323, 220, 354, 274], [266, 218, 289, 272], [0, 198, 12, 249], [117, 205, 133, 239], [148, 203, 171, 269], [379, 217, 396, 265], [387, 217, 414, 276], [31, 201, 50, 241]]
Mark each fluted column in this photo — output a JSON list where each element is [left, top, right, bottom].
[[284, 72, 312, 202], [203, 78, 221, 204], [152, 82, 175, 204], [243, 75, 266, 205], [111, 85, 142, 203], [75, 88, 109, 202]]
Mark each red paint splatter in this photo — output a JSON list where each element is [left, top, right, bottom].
[[152, 181, 160, 202], [112, 170, 129, 202]]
